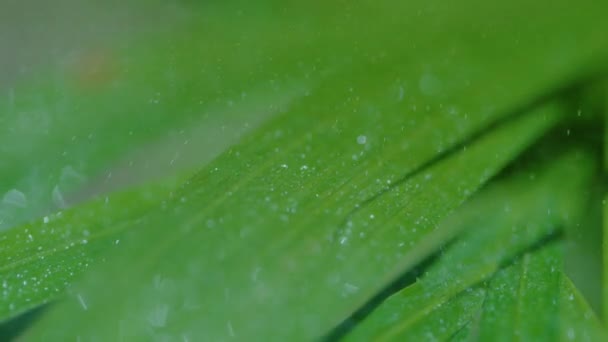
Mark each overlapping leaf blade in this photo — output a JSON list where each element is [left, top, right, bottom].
[[0, 2, 337, 229], [0, 0, 606, 341], [0, 176, 185, 321], [345, 145, 596, 341], [462, 245, 605, 342], [21, 83, 558, 342]]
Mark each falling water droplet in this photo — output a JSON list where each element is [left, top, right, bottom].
[[76, 293, 88, 310]]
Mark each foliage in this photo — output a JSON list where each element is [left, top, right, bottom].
[[1, 1, 607, 340]]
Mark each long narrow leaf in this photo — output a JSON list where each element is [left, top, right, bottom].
[[19, 101, 559, 341], [5, 1, 608, 340], [0, 177, 183, 321], [345, 146, 595, 341]]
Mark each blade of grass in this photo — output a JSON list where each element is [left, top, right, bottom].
[[343, 145, 595, 341], [475, 244, 606, 342], [381, 286, 488, 342], [6, 0, 608, 340], [2, 0, 608, 230], [0, 3, 344, 230], [604, 81, 608, 322], [605, 196, 608, 322], [0, 174, 186, 322], [20, 102, 558, 341], [476, 243, 562, 341], [450, 272, 607, 342], [560, 276, 608, 342], [560, 85, 605, 316]]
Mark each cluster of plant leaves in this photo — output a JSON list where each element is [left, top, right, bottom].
[[1, 1, 608, 340]]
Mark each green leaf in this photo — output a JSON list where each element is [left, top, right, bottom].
[[385, 286, 488, 342], [2, 1, 608, 340], [0, 176, 184, 322], [475, 243, 563, 340], [20, 97, 557, 341], [344, 146, 595, 341], [374, 249, 607, 342], [560, 276, 607, 342], [448, 274, 606, 342], [602, 82, 608, 322], [604, 196, 608, 321], [603, 82, 608, 322], [449, 243, 606, 342], [0, 4, 325, 229]]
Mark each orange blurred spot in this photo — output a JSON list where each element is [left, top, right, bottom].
[[70, 48, 119, 90]]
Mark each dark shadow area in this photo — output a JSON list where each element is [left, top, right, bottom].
[[0, 305, 48, 341], [443, 232, 566, 342], [497, 229, 565, 270], [322, 240, 450, 341]]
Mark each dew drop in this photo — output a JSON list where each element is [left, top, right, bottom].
[[567, 328, 575, 340], [2, 189, 27, 208], [147, 304, 169, 327], [52, 185, 68, 208], [419, 73, 442, 96]]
